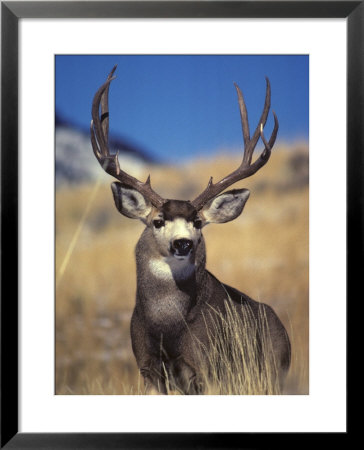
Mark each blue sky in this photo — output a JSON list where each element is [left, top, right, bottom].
[[56, 55, 308, 162]]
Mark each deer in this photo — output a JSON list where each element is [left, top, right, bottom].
[[90, 66, 291, 395]]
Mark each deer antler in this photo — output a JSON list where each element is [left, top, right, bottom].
[[191, 77, 278, 210], [90, 65, 165, 208]]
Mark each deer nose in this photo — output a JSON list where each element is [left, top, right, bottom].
[[172, 239, 193, 256]]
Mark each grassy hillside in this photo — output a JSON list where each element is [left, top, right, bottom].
[[55, 145, 309, 394]]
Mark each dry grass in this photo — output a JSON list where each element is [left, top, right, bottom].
[[56, 146, 309, 395], [194, 299, 283, 395]]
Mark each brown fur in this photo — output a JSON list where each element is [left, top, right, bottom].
[[128, 199, 291, 394]]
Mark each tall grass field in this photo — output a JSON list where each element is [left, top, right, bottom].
[[56, 146, 309, 395]]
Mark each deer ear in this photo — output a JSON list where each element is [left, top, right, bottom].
[[111, 182, 152, 222], [201, 189, 250, 224]]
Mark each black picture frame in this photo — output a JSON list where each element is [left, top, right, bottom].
[[1, 1, 358, 448]]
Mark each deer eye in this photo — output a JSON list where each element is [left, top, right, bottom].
[[153, 219, 165, 229], [194, 219, 202, 229]]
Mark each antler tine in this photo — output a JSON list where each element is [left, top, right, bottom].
[[191, 77, 278, 211], [90, 67, 165, 208], [100, 65, 117, 145], [234, 77, 271, 166], [260, 111, 279, 156], [234, 82, 250, 150], [246, 77, 271, 163], [91, 72, 115, 160]]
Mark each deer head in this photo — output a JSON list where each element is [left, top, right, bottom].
[[90, 66, 278, 262]]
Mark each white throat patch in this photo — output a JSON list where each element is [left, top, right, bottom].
[[149, 257, 195, 281]]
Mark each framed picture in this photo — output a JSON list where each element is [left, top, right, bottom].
[[1, 1, 357, 447], [55, 53, 308, 398]]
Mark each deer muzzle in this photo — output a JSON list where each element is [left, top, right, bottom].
[[171, 239, 193, 257]]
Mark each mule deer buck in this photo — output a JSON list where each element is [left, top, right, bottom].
[[90, 66, 291, 394]]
